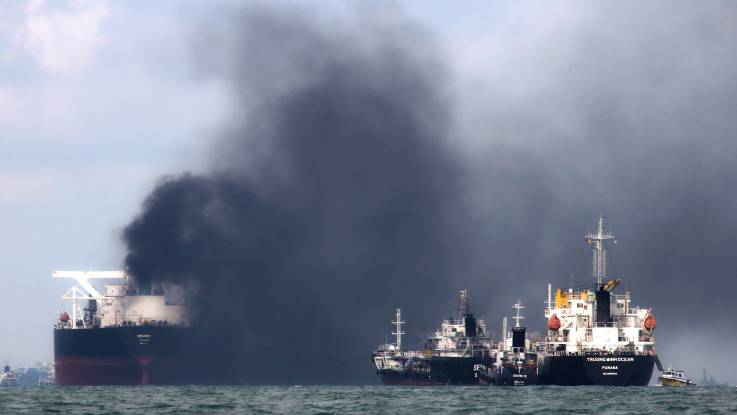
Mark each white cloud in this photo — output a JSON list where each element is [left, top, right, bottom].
[[24, 0, 109, 73]]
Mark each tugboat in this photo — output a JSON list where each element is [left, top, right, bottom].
[[538, 217, 660, 386], [372, 290, 495, 385], [659, 368, 694, 386]]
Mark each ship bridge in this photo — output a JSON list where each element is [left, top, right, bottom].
[[53, 271, 189, 329], [542, 217, 656, 356]]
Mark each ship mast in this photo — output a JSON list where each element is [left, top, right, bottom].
[[512, 300, 525, 328], [585, 216, 615, 286], [459, 289, 469, 317], [392, 308, 405, 350]]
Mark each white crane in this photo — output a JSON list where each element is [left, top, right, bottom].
[[53, 271, 125, 328]]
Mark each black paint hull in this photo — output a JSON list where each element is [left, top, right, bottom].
[[379, 356, 492, 385], [54, 327, 242, 385], [539, 354, 655, 386], [492, 365, 540, 386]]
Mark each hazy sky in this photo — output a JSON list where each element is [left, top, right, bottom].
[[2, 0, 737, 384], [0, 0, 506, 365]]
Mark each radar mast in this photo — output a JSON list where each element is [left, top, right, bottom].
[[585, 215, 615, 286], [512, 300, 525, 328], [391, 308, 405, 350]]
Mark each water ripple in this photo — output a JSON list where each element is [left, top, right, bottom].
[[0, 385, 735, 414]]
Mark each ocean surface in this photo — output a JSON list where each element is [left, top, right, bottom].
[[1, 385, 736, 414]]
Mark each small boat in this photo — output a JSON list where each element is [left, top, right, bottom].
[[659, 367, 694, 386]]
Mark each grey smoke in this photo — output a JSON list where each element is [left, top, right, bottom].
[[124, 4, 472, 384], [124, 1, 737, 385], [458, 1, 737, 384]]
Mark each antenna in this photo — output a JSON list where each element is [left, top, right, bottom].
[[585, 216, 615, 286], [546, 283, 552, 312], [512, 300, 525, 328], [502, 317, 508, 340], [459, 289, 469, 317], [391, 308, 405, 350]]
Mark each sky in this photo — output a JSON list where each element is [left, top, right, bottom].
[[2, 0, 737, 384]]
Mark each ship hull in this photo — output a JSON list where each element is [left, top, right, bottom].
[[54, 326, 242, 385], [659, 377, 693, 387], [540, 354, 655, 386], [491, 365, 539, 386], [378, 356, 492, 386]]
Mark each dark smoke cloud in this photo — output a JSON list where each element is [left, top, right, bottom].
[[124, 4, 472, 384], [458, 1, 737, 384], [124, 1, 737, 385]]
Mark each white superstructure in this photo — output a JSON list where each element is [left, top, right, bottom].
[[424, 290, 493, 357], [495, 300, 536, 366], [53, 271, 189, 329], [543, 217, 656, 355]]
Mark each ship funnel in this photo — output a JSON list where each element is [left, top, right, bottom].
[[464, 313, 477, 337], [512, 327, 526, 350], [595, 286, 612, 324]]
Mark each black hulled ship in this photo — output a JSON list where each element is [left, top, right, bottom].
[[372, 290, 494, 385], [53, 271, 241, 385], [476, 301, 539, 386], [538, 217, 660, 386]]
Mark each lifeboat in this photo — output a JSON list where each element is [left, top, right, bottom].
[[548, 314, 561, 331], [643, 313, 656, 330], [59, 312, 70, 323]]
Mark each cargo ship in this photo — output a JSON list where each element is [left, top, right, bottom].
[[372, 290, 495, 385], [538, 217, 661, 386], [53, 271, 241, 385]]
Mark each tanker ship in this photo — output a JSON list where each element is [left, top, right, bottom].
[[538, 217, 662, 386], [53, 271, 241, 385], [372, 290, 495, 385], [475, 301, 539, 386]]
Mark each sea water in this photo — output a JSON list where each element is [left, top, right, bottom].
[[1, 385, 736, 414]]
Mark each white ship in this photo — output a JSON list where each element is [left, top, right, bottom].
[[539, 216, 660, 385]]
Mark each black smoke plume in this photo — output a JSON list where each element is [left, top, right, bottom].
[[124, 5, 470, 384], [123, 1, 737, 385]]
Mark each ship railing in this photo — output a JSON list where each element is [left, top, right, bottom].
[[55, 320, 190, 329], [550, 350, 646, 357], [376, 351, 427, 359]]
